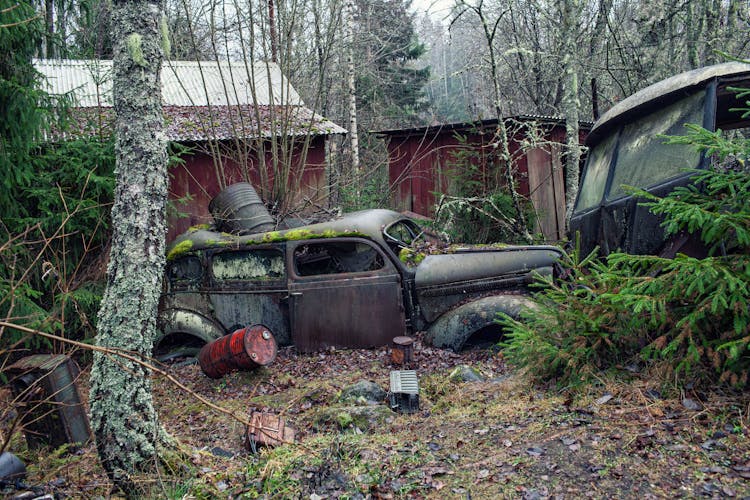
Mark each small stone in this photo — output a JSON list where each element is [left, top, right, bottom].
[[594, 393, 613, 405], [644, 388, 662, 400], [448, 365, 484, 383], [526, 447, 544, 457], [682, 398, 702, 411], [339, 380, 386, 404]]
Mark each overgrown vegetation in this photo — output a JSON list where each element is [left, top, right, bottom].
[[500, 120, 750, 389], [432, 130, 536, 244]]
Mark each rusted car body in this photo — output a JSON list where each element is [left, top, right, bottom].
[[158, 209, 561, 354], [571, 61, 750, 257]]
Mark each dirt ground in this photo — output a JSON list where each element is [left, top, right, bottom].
[[2, 336, 750, 499]]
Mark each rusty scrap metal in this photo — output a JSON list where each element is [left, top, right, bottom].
[[244, 411, 295, 452], [6, 355, 91, 449], [391, 336, 414, 367], [198, 324, 277, 378], [389, 370, 419, 414]]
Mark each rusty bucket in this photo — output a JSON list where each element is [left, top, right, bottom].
[[198, 325, 277, 379], [391, 336, 415, 367], [209, 183, 276, 235]]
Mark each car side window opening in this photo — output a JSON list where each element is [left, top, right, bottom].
[[607, 90, 706, 200], [294, 241, 385, 276], [212, 249, 285, 281], [168, 256, 203, 283]]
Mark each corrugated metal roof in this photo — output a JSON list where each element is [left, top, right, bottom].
[[51, 104, 346, 141], [35, 59, 346, 139], [34, 58, 304, 107], [375, 115, 593, 136]]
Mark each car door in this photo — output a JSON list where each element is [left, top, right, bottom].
[[207, 245, 292, 345], [288, 238, 406, 352]]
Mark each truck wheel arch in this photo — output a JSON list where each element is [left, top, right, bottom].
[[426, 295, 535, 351]]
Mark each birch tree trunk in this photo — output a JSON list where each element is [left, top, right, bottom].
[[559, 0, 582, 226], [344, 0, 360, 195], [88, 0, 169, 493]]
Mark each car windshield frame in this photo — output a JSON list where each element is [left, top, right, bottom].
[[383, 218, 424, 249]]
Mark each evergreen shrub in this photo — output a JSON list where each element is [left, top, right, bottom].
[[499, 116, 750, 389]]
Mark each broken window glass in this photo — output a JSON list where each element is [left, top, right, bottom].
[[607, 91, 705, 200], [294, 241, 385, 276], [574, 132, 617, 213], [168, 256, 203, 283], [212, 249, 285, 281], [384, 219, 423, 253]]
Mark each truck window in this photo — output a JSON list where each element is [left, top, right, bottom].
[[212, 249, 285, 281], [607, 91, 705, 200], [294, 241, 385, 276], [574, 133, 617, 213]]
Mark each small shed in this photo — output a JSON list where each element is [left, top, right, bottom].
[[378, 117, 591, 241], [34, 59, 346, 241]]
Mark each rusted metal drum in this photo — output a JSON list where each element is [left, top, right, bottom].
[[209, 183, 275, 234], [7, 354, 91, 449], [198, 325, 278, 379], [391, 336, 415, 366]]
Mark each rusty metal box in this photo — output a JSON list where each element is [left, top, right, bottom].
[[389, 370, 419, 414], [6, 354, 91, 449]]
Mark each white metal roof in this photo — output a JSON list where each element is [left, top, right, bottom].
[[33, 58, 304, 107]]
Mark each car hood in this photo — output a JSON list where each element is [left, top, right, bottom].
[[414, 244, 563, 289]]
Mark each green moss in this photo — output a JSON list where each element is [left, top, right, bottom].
[[336, 411, 353, 429], [399, 247, 426, 267], [187, 224, 210, 233], [166, 240, 193, 261], [126, 33, 147, 67]]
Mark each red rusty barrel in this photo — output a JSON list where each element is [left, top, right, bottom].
[[198, 325, 277, 379]]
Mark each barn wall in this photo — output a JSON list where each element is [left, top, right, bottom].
[[167, 136, 328, 241], [384, 121, 589, 242]]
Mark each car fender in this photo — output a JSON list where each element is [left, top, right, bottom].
[[156, 308, 226, 347], [426, 295, 535, 351]]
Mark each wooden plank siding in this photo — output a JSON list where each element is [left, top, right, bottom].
[[167, 136, 328, 241], [379, 118, 590, 242]]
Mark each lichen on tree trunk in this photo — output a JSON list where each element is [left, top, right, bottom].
[[88, 0, 170, 493]]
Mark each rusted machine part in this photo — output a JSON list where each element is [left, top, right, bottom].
[[244, 411, 295, 452], [391, 336, 415, 367], [6, 355, 91, 449], [209, 182, 275, 234], [198, 324, 278, 379], [389, 370, 420, 414], [0, 452, 26, 480]]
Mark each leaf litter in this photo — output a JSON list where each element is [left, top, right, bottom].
[[1, 333, 749, 498]]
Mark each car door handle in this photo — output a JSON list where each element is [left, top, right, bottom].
[[289, 291, 302, 297]]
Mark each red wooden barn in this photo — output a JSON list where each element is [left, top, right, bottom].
[[35, 59, 346, 242], [378, 117, 591, 241]]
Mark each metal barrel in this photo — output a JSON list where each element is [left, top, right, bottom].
[[209, 183, 275, 234], [0, 452, 26, 480], [198, 325, 278, 379]]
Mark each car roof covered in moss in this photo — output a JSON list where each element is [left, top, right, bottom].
[[166, 209, 406, 261]]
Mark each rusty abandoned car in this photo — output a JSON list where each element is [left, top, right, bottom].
[[157, 198, 562, 357], [157, 61, 750, 359], [571, 61, 750, 258]]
